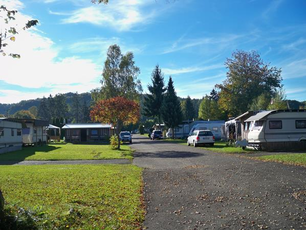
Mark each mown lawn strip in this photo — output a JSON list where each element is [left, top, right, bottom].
[[0, 143, 133, 161], [0, 165, 144, 229]]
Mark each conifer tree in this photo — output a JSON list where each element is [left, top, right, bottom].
[[181, 96, 196, 121], [161, 77, 182, 139], [143, 65, 166, 125]]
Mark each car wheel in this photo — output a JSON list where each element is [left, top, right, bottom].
[[187, 141, 190, 146], [193, 141, 197, 147]]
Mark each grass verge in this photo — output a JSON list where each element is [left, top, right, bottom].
[[0, 165, 144, 229], [257, 153, 306, 166], [0, 143, 133, 161]]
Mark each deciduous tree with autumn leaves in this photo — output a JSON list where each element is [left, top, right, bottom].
[[90, 45, 141, 149], [90, 97, 140, 149]]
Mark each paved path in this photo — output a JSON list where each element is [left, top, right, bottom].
[[132, 135, 306, 229]]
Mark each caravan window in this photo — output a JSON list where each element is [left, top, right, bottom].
[[11, 129, 14, 136], [0, 129, 4, 136], [296, 120, 306, 129], [22, 128, 30, 135], [253, 121, 264, 131], [269, 120, 282, 129], [17, 129, 22, 136], [91, 130, 98, 136], [244, 122, 250, 131]]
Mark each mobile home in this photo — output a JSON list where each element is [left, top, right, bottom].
[[62, 123, 114, 143], [0, 118, 23, 154], [243, 110, 306, 151], [21, 119, 49, 145], [188, 120, 225, 140]]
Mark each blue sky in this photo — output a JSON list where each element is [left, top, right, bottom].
[[0, 0, 305, 103]]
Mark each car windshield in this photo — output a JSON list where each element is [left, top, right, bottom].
[[198, 131, 213, 136], [120, 132, 130, 136]]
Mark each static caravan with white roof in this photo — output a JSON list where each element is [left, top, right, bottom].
[[62, 123, 114, 143], [0, 118, 23, 154], [244, 110, 306, 151]]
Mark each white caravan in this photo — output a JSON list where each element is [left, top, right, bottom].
[[0, 118, 23, 154], [188, 120, 225, 140], [22, 119, 49, 145], [244, 110, 306, 150]]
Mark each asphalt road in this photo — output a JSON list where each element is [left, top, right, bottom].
[[132, 134, 306, 230]]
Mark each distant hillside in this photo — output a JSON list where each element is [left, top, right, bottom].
[[0, 92, 92, 116], [0, 93, 304, 117]]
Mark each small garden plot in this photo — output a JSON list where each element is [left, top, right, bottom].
[[0, 143, 133, 161], [0, 165, 144, 229]]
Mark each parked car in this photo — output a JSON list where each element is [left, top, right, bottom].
[[119, 131, 132, 143], [151, 130, 163, 140], [187, 130, 215, 147]]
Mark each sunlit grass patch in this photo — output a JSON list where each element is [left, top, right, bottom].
[[0, 143, 133, 161], [257, 153, 306, 166], [0, 165, 144, 229]]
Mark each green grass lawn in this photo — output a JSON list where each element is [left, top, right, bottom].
[[0, 143, 133, 161], [257, 153, 306, 166], [0, 165, 144, 229]]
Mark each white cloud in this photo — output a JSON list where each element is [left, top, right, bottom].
[[262, 0, 283, 19], [163, 64, 224, 75], [0, 17, 101, 103], [0, 90, 49, 104], [163, 34, 243, 54], [282, 38, 306, 51], [0, 0, 24, 10], [60, 1, 157, 31], [69, 37, 145, 55], [282, 58, 306, 79]]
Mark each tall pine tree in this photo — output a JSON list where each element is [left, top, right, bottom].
[[143, 65, 166, 125], [181, 96, 196, 121], [161, 77, 182, 139]]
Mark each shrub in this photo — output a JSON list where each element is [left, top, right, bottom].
[[110, 135, 122, 149]]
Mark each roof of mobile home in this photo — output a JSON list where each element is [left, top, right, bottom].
[[62, 124, 112, 129], [245, 110, 306, 122]]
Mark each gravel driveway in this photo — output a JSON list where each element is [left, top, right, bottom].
[[132, 135, 306, 229]]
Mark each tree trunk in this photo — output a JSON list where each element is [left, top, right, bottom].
[[116, 120, 123, 150], [172, 127, 175, 139]]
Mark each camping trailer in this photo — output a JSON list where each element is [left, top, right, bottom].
[[21, 119, 49, 145], [188, 120, 225, 140], [243, 110, 306, 151], [0, 118, 23, 154]]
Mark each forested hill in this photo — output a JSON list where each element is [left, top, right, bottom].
[[0, 92, 92, 116], [0, 92, 304, 117]]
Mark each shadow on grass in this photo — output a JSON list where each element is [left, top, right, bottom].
[[0, 206, 38, 230], [134, 151, 203, 159], [0, 145, 61, 164]]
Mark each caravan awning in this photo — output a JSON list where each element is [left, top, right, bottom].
[[245, 111, 275, 122]]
